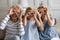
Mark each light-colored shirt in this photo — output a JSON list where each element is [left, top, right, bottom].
[[38, 17, 59, 40], [22, 21, 39, 40], [0, 15, 25, 39]]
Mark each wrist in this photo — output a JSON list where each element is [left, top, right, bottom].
[[7, 14, 10, 16], [25, 16, 27, 18], [24, 16, 27, 19], [7, 14, 10, 18], [7, 13, 11, 16], [19, 22, 23, 24], [20, 19, 22, 22]]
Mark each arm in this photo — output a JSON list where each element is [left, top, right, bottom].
[[0, 7, 14, 30], [18, 22, 25, 36], [34, 17, 44, 31], [46, 11, 55, 27], [34, 10, 44, 31], [18, 13, 25, 36], [23, 15, 27, 27], [0, 15, 10, 30], [23, 13, 28, 27]]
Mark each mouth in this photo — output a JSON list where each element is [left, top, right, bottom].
[[30, 14, 34, 17]]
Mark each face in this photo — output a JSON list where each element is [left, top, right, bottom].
[[12, 6, 21, 17], [10, 14, 19, 22], [26, 10, 34, 19], [9, 5, 23, 23], [38, 8, 46, 16], [38, 7, 47, 21], [15, 7, 21, 13]]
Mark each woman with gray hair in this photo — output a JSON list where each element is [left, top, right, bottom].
[[0, 5, 25, 40]]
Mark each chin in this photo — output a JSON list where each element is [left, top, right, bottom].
[[12, 20, 18, 23], [11, 19, 18, 22]]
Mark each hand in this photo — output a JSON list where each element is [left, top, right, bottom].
[[34, 10, 41, 18], [17, 8, 21, 13], [8, 7, 14, 16], [44, 8, 49, 16], [36, 10, 41, 18], [33, 12, 37, 19], [15, 7, 22, 19], [19, 13, 22, 22], [25, 13, 29, 18]]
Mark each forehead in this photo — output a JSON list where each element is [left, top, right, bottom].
[[27, 10, 33, 13], [38, 8, 44, 12], [39, 8, 44, 10], [26, 7, 33, 12], [15, 6, 20, 9]]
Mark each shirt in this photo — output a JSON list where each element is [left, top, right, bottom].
[[38, 17, 59, 40], [22, 21, 39, 40], [0, 15, 25, 39]]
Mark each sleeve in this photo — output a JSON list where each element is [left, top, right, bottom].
[[50, 17, 57, 25], [0, 15, 10, 30], [54, 18, 56, 25], [18, 22, 25, 36], [47, 17, 57, 27]]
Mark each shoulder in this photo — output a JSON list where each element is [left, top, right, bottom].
[[50, 16, 57, 25]]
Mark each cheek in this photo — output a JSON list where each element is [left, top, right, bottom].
[[43, 12, 45, 15], [15, 9, 21, 13], [17, 10, 19, 12], [42, 15, 47, 18], [41, 12, 45, 16], [10, 17, 13, 19], [39, 13, 43, 16], [14, 17, 17, 19], [28, 15, 30, 18], [11, 17, 18, 20], [39, 11, 45, 15], [16, 13, 20, 17], [28, 13, 31, 16], [14, 9, 16, 13], [27, 15, 31, 18]]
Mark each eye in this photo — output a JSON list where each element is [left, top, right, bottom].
[[44, 10, 46, 12], [12, 9, 15, 12], [39, 12, 42, 13], [28, 13, 30, 15], [31, 13, 33, 14]]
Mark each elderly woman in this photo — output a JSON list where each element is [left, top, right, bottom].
[[35, 6, 59, 40], [0, 5, 25, 40]]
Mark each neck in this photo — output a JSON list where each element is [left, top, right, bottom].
[[10, 20, 18, 23], [29, 17, 35, 22], [42, 17, 47, 22]]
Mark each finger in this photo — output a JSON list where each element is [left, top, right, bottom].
[[26, 13, 29, 16], [15, 13, 19, 18], [19, 13, 22, 19]]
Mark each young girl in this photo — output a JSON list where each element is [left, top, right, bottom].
[[22, 7, 39, 40], [35, 6, 59, 40], [0, 5, 25, 40]]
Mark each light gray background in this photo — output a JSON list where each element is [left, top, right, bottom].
[[0, 0, 60, 39]]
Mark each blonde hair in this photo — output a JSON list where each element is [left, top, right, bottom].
[[12, 4, 23, 13], [9, 4, 23, 22], [25, 7, 33, 15]]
